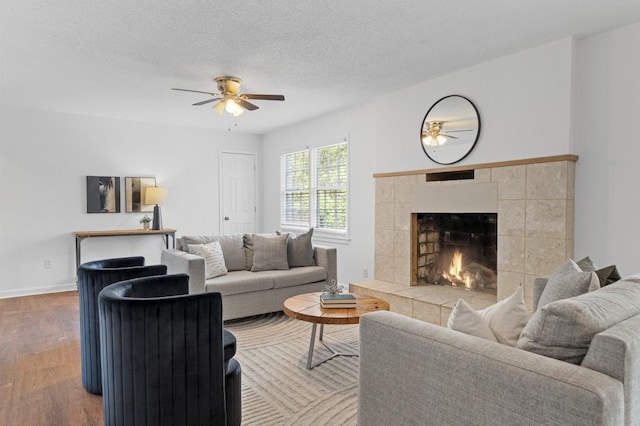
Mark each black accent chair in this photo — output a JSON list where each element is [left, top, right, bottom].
[[99, 274, 242, 426], [78, 257, 167, 395]]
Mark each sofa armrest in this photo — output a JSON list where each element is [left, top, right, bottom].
[[359, 311, 624, 426], [582, 315, 640, 426], [161, 249, 206, 294], [313, 245, 337, 284]]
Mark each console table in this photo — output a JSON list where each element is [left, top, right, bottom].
[[73, 229, 177, 271]]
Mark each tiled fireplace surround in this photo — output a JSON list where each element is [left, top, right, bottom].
[[350, 155, 577, 325]]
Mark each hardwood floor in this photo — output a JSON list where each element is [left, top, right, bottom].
[[0, 291, 103, 425]]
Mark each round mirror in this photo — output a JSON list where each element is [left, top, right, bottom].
[[420, 95, 481, 165]]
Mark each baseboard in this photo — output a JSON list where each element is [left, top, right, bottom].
[[0, 282, 77, 299]]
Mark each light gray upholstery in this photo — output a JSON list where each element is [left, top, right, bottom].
[[359, 276, 640, 426], [162, 243, 336, 321], [518, 280, 640, 363], [359, 311, 627, 426]]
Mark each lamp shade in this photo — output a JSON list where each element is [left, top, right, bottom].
[[144, 187, 167, 205]]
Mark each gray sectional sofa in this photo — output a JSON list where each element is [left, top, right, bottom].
[[161, 232, 337, 320], [358, 276, 640, 425]]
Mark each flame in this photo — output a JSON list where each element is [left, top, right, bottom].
[[449, 250, 463, 277]]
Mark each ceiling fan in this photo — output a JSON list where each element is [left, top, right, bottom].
[[172, 76, 285, 117], [421, 121, 472, 147]]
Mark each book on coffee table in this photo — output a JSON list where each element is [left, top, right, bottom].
[[320, 293, 356, 303], [320, 293, 357, 308], [321, 300, 357, 309]]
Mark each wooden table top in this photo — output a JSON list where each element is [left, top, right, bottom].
[[73, 229, 177, 238], [283, 292, 389, 325]]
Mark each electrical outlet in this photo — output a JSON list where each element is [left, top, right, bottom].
[[44, 259, 52, 269], [363, 267, 369, 278]]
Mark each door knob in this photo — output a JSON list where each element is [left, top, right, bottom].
[[224, 216, 230, 221]]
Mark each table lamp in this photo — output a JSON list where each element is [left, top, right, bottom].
[[144, 186, 167, 230]]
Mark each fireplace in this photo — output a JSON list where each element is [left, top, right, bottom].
[[413, 213, 497, 292]]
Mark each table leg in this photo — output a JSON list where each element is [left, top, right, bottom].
[[305, 323, 358, 370], [306, 323, 318, 369]]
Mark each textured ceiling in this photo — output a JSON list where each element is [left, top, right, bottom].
[[2, 1, 640, 134]]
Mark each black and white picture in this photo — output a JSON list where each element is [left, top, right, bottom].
[[86, 176, 121, 213], [125, 177, 156, 213]]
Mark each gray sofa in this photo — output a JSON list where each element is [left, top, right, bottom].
[[161, 233, 337, 321], [358, 276, 640, 426]]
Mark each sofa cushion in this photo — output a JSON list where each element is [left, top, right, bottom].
[[537, 259, 599, 308], [250, 234, 289, 272], [576, 256, 621, 287], [188, 241, 228, 279], [204, 270, 274, 296], [261, 266, 327, 289], [517, 280, 640, 364], [447, 287, 529, 346], [243, 233, 277, 270], [447, 299, 498, 342], [180, 234, 246, 271], [280, 228, 316, 267]]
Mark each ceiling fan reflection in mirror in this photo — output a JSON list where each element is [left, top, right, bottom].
[[421, 121, 472, 147], [172, 76, 285, 117]]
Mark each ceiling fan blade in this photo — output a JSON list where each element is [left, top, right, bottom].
[[213, 100, 225, 115], [171, 88, 219, 96], [441, 134, 459, 139], [236, 98, 259, 111], [444, 129, 473, 133], [243, 94, 285, 101], [192, 98, 221, 106]]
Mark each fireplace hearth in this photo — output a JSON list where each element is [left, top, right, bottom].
[[414, 213, 497, 292]]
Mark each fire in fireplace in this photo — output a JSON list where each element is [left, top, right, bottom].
[[413, 213, 497, 292]]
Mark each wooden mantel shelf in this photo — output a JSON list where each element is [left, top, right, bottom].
[[73, 228, 177, 271], [373, 154, 578, 178]]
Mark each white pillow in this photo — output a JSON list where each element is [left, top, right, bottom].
[[447, 287, 529, 346], [447, 299, 498, 342], [188, 241, 228, 279]]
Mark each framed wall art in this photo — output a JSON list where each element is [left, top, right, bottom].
[[125, 177, 156, 213], [86, 176, 121, 213]]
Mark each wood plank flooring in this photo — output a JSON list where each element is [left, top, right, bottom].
[[0, 291, 103, 425]]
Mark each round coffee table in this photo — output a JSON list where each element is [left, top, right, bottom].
[[283, 292, 389, 369]]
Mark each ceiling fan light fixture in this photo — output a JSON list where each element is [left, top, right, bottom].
[[225, 98, 240, 114], [213, 100, 226, 115]]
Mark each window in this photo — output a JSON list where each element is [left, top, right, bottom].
[[281, 141, 348, 238]]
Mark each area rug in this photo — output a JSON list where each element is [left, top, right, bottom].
[[225, 312, 359, 425]]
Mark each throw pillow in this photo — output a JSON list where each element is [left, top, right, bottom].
[[286, 228, 315, 267], [478, 287, 529, 346], [576, 256, 621, 287], [537, 259, 599, 308], [244, 233, 278, 270], [180, 234, 246, 271], [447, 299, 498, 342], [517, 280, 640, 364], [447, 287, 529, 346], [250, 233, 289, 272], [188, 241, 228, 279]]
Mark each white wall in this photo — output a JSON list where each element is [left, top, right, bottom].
[[261, 38, 576, 286], [374, 38, 574, 173], [261, 103, 377, 286], [572, 23, 640, 275], [0, 107, 261, 297]]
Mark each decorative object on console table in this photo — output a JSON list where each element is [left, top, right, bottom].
[[139, 215, 152, 230], [144, 186, 167, 230]]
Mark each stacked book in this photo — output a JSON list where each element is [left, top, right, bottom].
[[320, 293, 357, 309]]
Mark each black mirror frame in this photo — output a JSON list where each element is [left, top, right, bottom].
[[420, 95, 481, 165]]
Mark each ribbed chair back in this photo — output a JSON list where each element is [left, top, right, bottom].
[[99, 274, 227, 426], [78, 257, 167, 394]]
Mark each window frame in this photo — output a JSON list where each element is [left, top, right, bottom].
[[280, 139, 350, 242]]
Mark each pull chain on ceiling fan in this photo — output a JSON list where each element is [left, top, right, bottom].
[[172, 76, 285, 117]]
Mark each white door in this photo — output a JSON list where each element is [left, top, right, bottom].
[[221, 152, 256, 234]]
